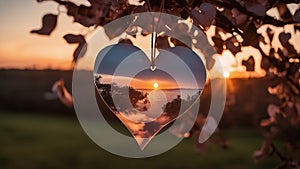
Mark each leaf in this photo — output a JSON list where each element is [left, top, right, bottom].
[[180, 8, 190, 19], [278, 32, 291, 46], [64, 34, 85, 44], [254, 139, 272, 162], [133, 6, 147, 13], [104, 16, 133, 40], [206, 58, 216, 70], [174, 0, 187, 7], [170, 35, 192, 47], [266, 27, 274, 43], [277, 48, 286, 58], [46, 79, 73, 108], [63, 34, 87, 62], [231, 8, 247, 25], [66, 2, 102, 27], [118, 38, 133, 45], [156, 14, 177, 34], [141, 30, 150, 36], [225, 36, 241, 55], [212, 36, 224, 54], [101, 2, 111, 18], [156, 36, 171, 50], [244, 1, 266, 17], [191, 3, 216, 29], [242, 56, 255, 71], [31, 14, 57, 35], [258, 34, 267, 45], [222, 8, 233, 21], [73, 44, 87, 63], [125, 26, 138, 37], [66, 2, 78, 17], [294, 25, 300, 33], [173, 23, 189, 35], [267, 104, 280, 119], [260, 56, 270, 71], [294, 8, 300, 22], [277, 4, 293, 22], [268, 83, 284, 97], [242, 23, 259, 48], [131, 10, 153, 32], [36, 0, 47, 2], [215, 11, 234, 34], [278, 32, 297, 56], [284, 43, 298, 56], [269, 48, 276, 59], [193, 130, 208, 153]]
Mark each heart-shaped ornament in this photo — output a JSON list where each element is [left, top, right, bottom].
[[94, 44, 206, 150]]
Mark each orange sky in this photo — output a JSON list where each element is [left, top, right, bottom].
[[0, 1, 299, 78], [98, 74, 180, 89], [130, 77, 179, 89], [0, 0, 86, 70]]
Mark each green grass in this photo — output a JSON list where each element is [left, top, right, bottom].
[[0, 112, 281, 169]]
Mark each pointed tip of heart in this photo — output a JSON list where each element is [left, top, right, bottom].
[[135, 137, 152, 151]]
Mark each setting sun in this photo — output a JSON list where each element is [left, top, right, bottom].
[[223, 71, 230, 78], [153, 82, 159, 89]]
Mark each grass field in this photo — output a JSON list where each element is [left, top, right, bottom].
[[0, 112, 281, 169]]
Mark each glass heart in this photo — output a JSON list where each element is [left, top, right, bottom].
[[94, 43, 206, 149]]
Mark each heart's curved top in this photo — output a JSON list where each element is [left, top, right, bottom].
[[157, 46, 207, 89], [95, 44, 147, 76]]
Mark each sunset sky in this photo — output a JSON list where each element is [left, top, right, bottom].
[[0, 0, 86, 70], [99, 72, 180, 90], [130, 69, 179, 89], [0, 0, 299, 78]]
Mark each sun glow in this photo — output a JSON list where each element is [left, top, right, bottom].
[[223, 71, 230, 78], [153, 82, 159, 89]]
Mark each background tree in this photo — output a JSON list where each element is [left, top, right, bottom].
[[32, 0, 300, 168]]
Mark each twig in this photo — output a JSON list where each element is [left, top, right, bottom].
[[270, 142, 287, 161]]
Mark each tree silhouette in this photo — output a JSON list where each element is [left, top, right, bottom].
[[33, 0, 299, 168]]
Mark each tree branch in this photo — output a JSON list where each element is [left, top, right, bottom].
[[263, 15, 298, 27], [208, 0, 299, 28], [257, 46, 300, 93], [270, 143, 287, 161], [215, 11, 244, 38], [269, 0, 300, 9], [53, 0, 68, 5]]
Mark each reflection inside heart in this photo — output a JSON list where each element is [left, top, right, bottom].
[[94, 43, 206, 150], [124, 69, 180, 122]]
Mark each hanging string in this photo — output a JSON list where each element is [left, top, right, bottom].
[[146, 0, 153, 12], [150, 33, 156, 71], [150, 0, 165, 71]]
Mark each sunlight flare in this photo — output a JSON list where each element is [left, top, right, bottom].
[[153, 82, 159, 89], [223, 71, 230, 78]]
